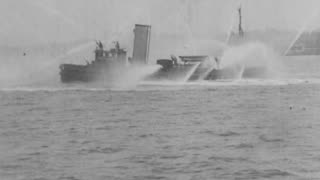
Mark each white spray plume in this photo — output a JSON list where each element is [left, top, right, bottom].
[[220, 42, 284, 78]]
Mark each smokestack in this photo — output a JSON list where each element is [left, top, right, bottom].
[[132, 24, 152, 64]]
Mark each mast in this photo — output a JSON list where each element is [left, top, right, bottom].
[[238, 5, 244, 37]]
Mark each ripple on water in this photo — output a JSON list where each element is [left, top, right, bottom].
[[133, 175, 167, 180], [80, 146, 124, 154], [218, 131, 241, 137], [208, 156, 249, 163], [201, 130, 216, 135], [27, 152, 42, 156], [159, 154, 185, 160], [34, 178, 50, 180], [17, 157, 32, 161], [95, 125, 113, 131], [234, 169, 294, 179], [229, 143, 255, 149], [139, 133, 154, 138], [58, 176, 81, 180], [0, 164, 23, 170], [27, 107, 49, 112], [259, 135, 285, 143], [129, 154, 155, 164]]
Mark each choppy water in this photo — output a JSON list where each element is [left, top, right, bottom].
[[0, 56, 320, 180]]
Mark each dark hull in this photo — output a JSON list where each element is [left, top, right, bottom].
[[60, 60, 268, 83], [60, 64, 91, 82], [59, 62, 125, 83]]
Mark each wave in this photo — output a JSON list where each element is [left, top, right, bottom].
[[0, 77, 319, 92], [259, 135, 285, 143], [141, 78, 320, 86], [217, 131, 241, 137], [234, 169, 294, 179], [0, 86, 112, 92]]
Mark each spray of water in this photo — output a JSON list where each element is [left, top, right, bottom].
[[29, 0, 78, 27], [219, 42, 283, 79], [61, 42, 95, 58], [111, 64, 161, 89], [0, 41, 97, 88], [198, 56, 217, 80], [0, 55, 60, 88], [284, 9, 320, 56], [183, 62, 201, 82]]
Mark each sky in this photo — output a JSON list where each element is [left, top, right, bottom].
[[1, 0, 320, 46]]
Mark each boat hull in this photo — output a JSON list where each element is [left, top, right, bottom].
[[59, 61, 126, 83], [147, 63, 269, 81]]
